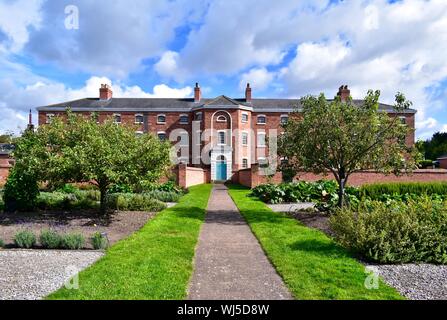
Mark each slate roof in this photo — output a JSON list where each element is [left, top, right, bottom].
[[37, 96, 417, 114]]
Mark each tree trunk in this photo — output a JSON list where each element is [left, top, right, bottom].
[[337, 169, 346, 208], [99, 185, 108, 215]]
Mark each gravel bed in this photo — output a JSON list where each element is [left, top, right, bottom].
[[366, 264, 447, 300], [0, 250, 104, 300]]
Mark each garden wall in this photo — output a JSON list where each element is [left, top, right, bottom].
[[176, 164, 210, 188], [0, 156, 12, 186]]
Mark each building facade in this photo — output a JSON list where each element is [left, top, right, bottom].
[[37, 83, 417, 182]]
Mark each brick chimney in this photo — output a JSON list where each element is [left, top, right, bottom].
[[245, 83, 252, 103], [194, 82, 201, 103], [337, 85, 350, 102], [27, 109, 34, 131], [99, 84, 113, 100]]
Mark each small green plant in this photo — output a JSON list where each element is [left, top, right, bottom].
[[91, 232, 108, 250], [0, 239, 4, 248], [56, 184, 79, 194], [14, 230, 37, 248], [39, 229, 62, 249], [144, 190, 181, 202], [106, 193, 166, 211], [61, 233, 85, 250]]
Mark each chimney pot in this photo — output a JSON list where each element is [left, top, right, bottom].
[[99, 84, 113, 100], [194, 82, 201, 103], [337, 85, 350, 102]]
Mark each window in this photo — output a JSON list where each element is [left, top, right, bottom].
[[113, 114, 122, 124], [257, 132, 266, 147], [242, 132, 248, 146], [257, 115, 266, 124], [399, 117, 407, 125], [179, 114, 189, 124], [216, 115, 227, 122], [218, 131, 226, 145], [242, 158, 248, 169], [241, 112, 249, 123], [157, 132, 167, 140], [135, 114, 144, 124], [280, 115, 289, 125], [195, 112, 203, 121], [135, 131, 144, 136], [46, 113, 55, 124], [157, 114, 166, 124], [258, 157, 268, 168]]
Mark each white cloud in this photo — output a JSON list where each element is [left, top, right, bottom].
[[239, 68, 275, 92]]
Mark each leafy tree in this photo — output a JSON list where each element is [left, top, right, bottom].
[[8, 110, 172, 214], [278, 90, 417, 207], [418, 132, 447, 161]]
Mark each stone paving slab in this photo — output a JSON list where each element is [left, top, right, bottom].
[[188, 184, 293, 300], [0, 250, 103, 300], [268, 203, 315, 213]]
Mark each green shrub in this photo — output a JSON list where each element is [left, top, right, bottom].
[[144, 190, 181, 202], [106, 193, 166, 211], [61, 233, 85, 250], [418, 160, 434, 169], [3, 169, 39, 212], [330, 198, 447, 264], [36, 191, 100, 211], [39, 229, 62, 249], [109, 184, 133, 194], [143, 181, 184, 194], [0, 239, 4, 248], [14, 230, 37, 248], [360, 182, 447, 200], [56, 184, 79, 194], [91, 232, 108, 250], [0, 193, 4, 211]]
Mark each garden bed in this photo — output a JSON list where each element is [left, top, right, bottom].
[[0, 210, 156, 250], [289, 211, 334, 238]]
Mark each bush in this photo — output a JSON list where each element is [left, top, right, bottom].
[[56, 184, 79, 194], [40, 229, 62, 249], [144, 190, 181, 202], [106, 193, 166, 212], [360, 182, 447, 200], [143, 181, 184, 194], [330, 198, 447, 264], [3, 169, 39, 212], [61, 233, 85, 250], [109, 184, 133, 194], [91, 232, 108, 250], [418, 159, 434, 169], [36, 191, 100, 211], [14, 230, 37, 248], [0, 193, 4, 211]]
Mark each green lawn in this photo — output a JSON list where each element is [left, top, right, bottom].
[[228, 184, 403, 300], [47, 184, 212, 300]]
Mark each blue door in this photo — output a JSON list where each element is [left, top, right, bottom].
[[216, 162, 227, 180]]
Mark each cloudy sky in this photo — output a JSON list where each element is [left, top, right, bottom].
[[0, 0, 447, 139]]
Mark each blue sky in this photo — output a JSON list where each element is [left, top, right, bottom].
[[0, 0, 447, 139]]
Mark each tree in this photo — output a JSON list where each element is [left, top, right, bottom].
[[8, 110, 172, 214], [278, 90, 417, 207], [417, 132, 447, 161]]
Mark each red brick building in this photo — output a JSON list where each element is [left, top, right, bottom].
[[36, 83, 416, 183]]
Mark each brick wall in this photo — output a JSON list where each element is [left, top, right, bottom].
[[176, 164, 210, 188], [0, 156, 12, 186]]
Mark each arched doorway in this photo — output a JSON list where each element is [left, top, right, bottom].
[[216, 155, 227, 181]]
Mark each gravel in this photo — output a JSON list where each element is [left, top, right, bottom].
[[366, 263, 447, 300], [0, 250, 104, 300], [267, 203, 315, 213]]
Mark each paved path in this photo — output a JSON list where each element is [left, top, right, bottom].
[[0, 250, 103, 300], [188, 184, 292, 300]]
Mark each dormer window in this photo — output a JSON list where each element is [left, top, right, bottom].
[[135, 114, 144, 124], [157, 114, 166, 124], [257, 115, 266, 124], [113, 114, 122, 124], [216, 115, 227, 122], [179, 114, 189, 124]]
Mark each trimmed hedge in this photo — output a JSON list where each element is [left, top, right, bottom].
[[330, 198, 447, 264], [106, 193, 166, 212], [360, 182, 447, 200], [144, 190, 181, 203], [36, 190, 100, 210]]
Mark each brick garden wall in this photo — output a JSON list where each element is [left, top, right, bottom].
[[0, 156, 12, 186], [176, 164, 210, 188]]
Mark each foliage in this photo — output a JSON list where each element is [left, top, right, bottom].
[[36, 190, 99, 210], [0, 192, 4, 211], [47, 184, 212, 300], [55, 184, 79, 194], [108, 184, 133, 194], [144, 190, 181, 202], [61, 233, 85, 250], [10, 110, 172, 214], [417, 159, 434, 169], [3, 168, 39, 212], [417, 132, 447, 160], [0, 239, 4, 248], [91, 232, 109, 250], [106, 193, 166, 212], [40, 230, 63, 249], [228, 185, 402, 299], [278, 90, 417, 207], [330, 198, 447, 264], [143, 181, 184, 194], [360, 182, 447, 200], [14, 230, 37, 248]]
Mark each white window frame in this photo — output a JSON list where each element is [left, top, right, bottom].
[[157, 131, 167, 140], [257, 132, 266, 148], [242, 158, 249, 169], [216, 115, 227, 122], [280, 114, 289, 125], [399, 116, 407, 125], [179, 114, 189, 124], [157, 114, 166, 124], [242, 131, 248, 146], [257, 115, 267, 125], [113, 113, 122, 124], [46, 113, 55, 124], [217, 130, 226, 145], [135, 114, 144, 124], [241, 112, 249, 123]]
